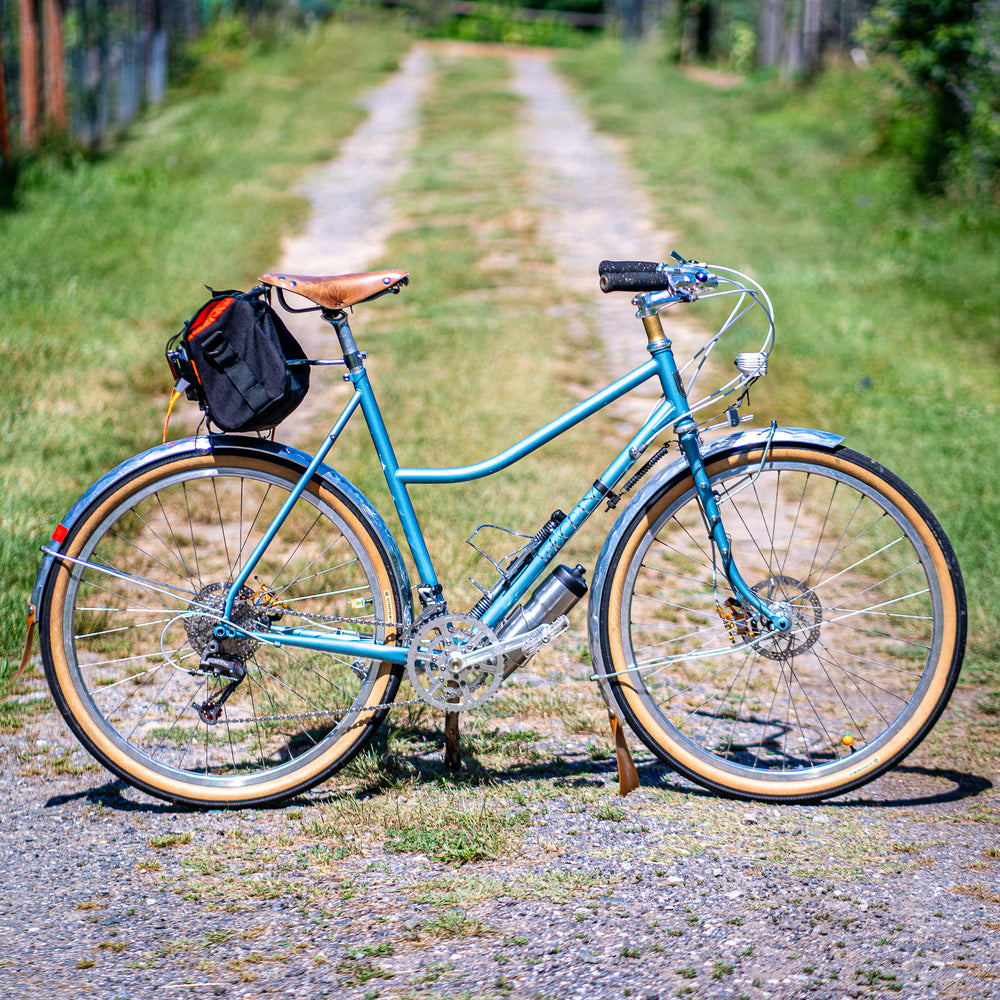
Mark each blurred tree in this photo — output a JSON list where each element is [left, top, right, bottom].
[[757, 0, 876, 77], [617, 0, 642, 40], [861, 0, 981, 192], [42, 0, 66, 133], [0, 13, 11, 162], [18, 0, 40, 148]]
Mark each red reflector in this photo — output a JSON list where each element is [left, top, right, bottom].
[[52, 523, 69, 543]]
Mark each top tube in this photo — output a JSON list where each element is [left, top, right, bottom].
[[396, 358, 661, 485]]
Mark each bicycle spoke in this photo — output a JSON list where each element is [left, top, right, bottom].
[[45, 453, 404, 804]]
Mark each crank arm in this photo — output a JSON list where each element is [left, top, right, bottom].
[[463, 616, 570, 668]]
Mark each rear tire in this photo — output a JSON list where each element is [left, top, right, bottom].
[[40, 449, 407, 808], [593, 444, 966, 802]]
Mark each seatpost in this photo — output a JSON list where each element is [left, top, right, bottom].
[[323, 309, 365, 371]]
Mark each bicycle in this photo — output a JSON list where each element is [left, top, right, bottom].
[[24, 254, 967, 809]]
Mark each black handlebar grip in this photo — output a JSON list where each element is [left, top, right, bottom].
[[599, 269, 675, 294], [598, 259, 661, 276]]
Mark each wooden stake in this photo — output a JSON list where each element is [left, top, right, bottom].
[[19, 0, 41, 149], [444, 711, 461, 772]]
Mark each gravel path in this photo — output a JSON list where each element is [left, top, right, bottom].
[[4, 42, 998, 1000]]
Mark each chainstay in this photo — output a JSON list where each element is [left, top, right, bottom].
[[215, 609, 413, 724]]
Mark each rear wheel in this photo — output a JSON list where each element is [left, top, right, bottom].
[[594, 445, 966, 802], [40, 449, 407, 808]]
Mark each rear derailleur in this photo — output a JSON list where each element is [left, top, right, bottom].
[[190, 640, 246, 725]]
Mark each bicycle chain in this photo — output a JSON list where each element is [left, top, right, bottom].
[[217, 697, 425, 727], [285, 609, 378, 627]]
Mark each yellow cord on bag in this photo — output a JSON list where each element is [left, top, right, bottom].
[[162, 387, 182, 444]]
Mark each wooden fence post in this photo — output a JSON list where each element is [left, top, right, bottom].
[[18, 0, 40, 149], [42, 0, 67, 134], [0, 14, 12, 162]]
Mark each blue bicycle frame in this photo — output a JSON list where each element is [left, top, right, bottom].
[[218, 304, 790, 663]]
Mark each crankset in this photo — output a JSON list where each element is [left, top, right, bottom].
[[406, 614, 504, 712]]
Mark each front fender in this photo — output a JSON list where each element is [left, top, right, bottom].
[[29, 435, 412, 628], [587, 426, 844, 703]]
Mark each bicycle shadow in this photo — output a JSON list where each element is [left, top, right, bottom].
[[41, 736, 992, 816], [46, 779, 185, 814], [319, 724, 994, 812], [490, 757, 993, 810], [364, 722, 995, 811]]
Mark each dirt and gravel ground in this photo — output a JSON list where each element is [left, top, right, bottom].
[[4, 42, 998, 1000]]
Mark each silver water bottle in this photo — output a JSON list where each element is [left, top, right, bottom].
[[495, 564, 588, 676]]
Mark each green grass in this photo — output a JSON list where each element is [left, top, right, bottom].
[[559, 40, 1000, 688], [0, 18, 412, 694]]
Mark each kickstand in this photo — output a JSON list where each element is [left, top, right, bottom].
[[608, 707, 640, 796], [444, 711, 462, 772]]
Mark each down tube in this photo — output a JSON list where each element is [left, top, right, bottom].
[[478, 394, 680, 629]]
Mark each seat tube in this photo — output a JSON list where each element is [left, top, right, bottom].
[[322, 311, 441, 590], [346, 365, 440, 591]]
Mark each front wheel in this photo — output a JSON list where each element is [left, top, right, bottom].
[[39, 447, 408, 808], [593, 444, 966, 802]]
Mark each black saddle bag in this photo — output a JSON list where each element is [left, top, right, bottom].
[[166, 287, 310, 433]]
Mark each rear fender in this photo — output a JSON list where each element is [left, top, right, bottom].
[[28, 435, 412, 629]]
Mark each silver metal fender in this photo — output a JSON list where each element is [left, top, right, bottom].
[[29, 435, 413, 629], [587, 426, 845, 708]]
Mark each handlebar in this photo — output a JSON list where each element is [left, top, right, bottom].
[[598, 256, 718, 298]]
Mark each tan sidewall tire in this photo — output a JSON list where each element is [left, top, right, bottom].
[[604, 446, 963, 800], [43, 453, 404, 807]]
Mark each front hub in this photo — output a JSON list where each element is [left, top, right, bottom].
[[751, 575, 823, 661]]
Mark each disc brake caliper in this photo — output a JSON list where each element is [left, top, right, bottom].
[[717, 597, 758, 644]]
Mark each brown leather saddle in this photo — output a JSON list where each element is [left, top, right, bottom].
[[258, 269, 409, 310]]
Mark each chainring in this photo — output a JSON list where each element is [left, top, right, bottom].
[[406, 613, 503, 712]]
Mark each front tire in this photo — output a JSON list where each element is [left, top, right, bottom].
[[39, 448, 407, 808], [594, 444, 966, 802]]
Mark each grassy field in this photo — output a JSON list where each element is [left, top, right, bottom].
[[1, 22, 996, 724], [560, 41, 999, 692]]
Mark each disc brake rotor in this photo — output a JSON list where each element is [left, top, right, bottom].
[[751, 575, 823, 660], [406, 613, 503, 712]]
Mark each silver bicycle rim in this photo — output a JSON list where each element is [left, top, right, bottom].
[[57, 463, 391, 792]]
